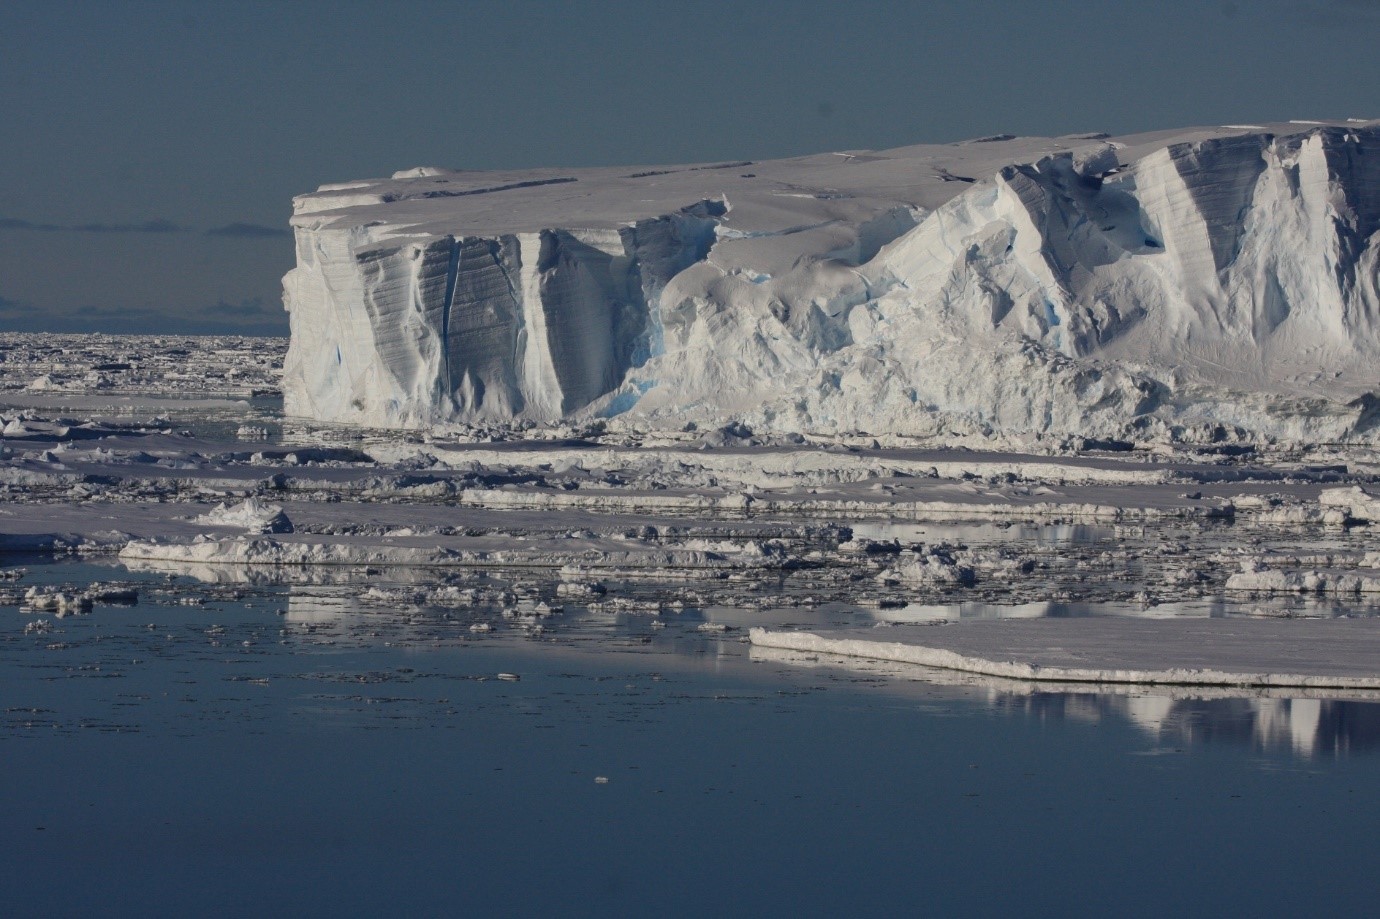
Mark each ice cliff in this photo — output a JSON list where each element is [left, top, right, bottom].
[[283, 120, 1380, 442]]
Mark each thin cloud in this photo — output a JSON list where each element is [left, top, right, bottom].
[[0, 217, 62, 231], [70, 218, 185, 234], [0, 216, 186, 234], [71, 303, 163, 320], [211, 296, 278, 318], [0, 299, 287, 336], [206, 222, 292, 239], [1, 216, 293, 238]]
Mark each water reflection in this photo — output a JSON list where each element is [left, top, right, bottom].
[[850, 521, 1116, 547], [751, 645, 1380, 760], [865, 596, 1380, 622], [996, 690, 1380, 758], [123, 557, 448, 587], [268, 584, 1380, 761], [32, 558, 1380, 762]]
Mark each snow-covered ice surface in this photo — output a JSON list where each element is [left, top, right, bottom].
[[285, 120, 1380, 445], [749, 618, 1380, 690]]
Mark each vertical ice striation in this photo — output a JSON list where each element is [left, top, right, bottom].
[[282, 122, 1380, 441], [283, 201, 722, 426], [444, 236, 524, 418], [834, 125, 1380, 439]]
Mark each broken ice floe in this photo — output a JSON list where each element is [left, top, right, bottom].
[[21, 583, 138, 616], [194, 497, 294, 534]]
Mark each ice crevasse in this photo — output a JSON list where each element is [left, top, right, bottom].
[[282, 121, 1380, 442]]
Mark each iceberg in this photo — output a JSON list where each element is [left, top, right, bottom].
[[282, 120, 1380, 441]]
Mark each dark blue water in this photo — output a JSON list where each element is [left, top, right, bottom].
[[4, 564, 1380, 917]]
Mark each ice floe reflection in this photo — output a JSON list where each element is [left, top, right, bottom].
[[119, 554, 1380, 623], [752, 645, 1380, 759], [996, 687, 1380, 759], [9, 559, 1380, 762], [16, 554, 1380, 761], [851, 521, 1117, 546], [866, 596, 1380, 621]]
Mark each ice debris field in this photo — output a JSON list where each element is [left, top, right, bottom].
[[6, 120, 1380, 690], [0, 322, 1377, 689]]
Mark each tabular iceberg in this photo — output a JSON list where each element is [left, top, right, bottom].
[[282, 120, 1380, 442]]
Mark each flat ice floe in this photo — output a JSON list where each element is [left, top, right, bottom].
[[750, 618, 1380, 689]]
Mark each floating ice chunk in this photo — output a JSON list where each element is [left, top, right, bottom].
[[84, 584, 138, 604], [23, 588, 93, 615], [194, 497, 294, 534], [1319, 486, 1380, 523], [877, 546, 976, 587], [1226, 567, 1380, 594]]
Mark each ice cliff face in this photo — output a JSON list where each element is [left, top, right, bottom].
[[284, 202, 718, 425], [283, 120, 1380, 442]]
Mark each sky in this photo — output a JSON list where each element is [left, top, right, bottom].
[[2, 0, 1379, 337]]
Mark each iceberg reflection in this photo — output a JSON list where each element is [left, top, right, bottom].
[[751, 645, 1380, 759]]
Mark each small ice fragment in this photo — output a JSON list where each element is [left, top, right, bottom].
[[594, 776, 609, 784], [497, 672, 520, 681]]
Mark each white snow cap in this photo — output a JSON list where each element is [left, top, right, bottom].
[[281, 120, 1380, 443]]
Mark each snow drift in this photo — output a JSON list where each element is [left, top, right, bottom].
[[282, 120, 1380, 441]]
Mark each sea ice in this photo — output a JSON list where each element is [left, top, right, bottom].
[[749, 618, 1380, 689], [1, 333, 1378, 687]]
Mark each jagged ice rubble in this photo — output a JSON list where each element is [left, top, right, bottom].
[[2, 329, 1380, 690]]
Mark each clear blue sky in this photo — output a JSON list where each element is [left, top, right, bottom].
[[2, 0, 1378, 336]]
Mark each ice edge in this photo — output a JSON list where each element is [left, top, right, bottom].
[[748, 628, 1380, 690]]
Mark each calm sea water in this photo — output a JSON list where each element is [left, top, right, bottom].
[[4, 560, 1380, 917]]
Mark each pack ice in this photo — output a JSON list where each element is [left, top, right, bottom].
[[283, 120, 1380, 442]]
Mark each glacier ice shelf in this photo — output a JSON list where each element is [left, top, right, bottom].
[[284, 120, 1380, 443]]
